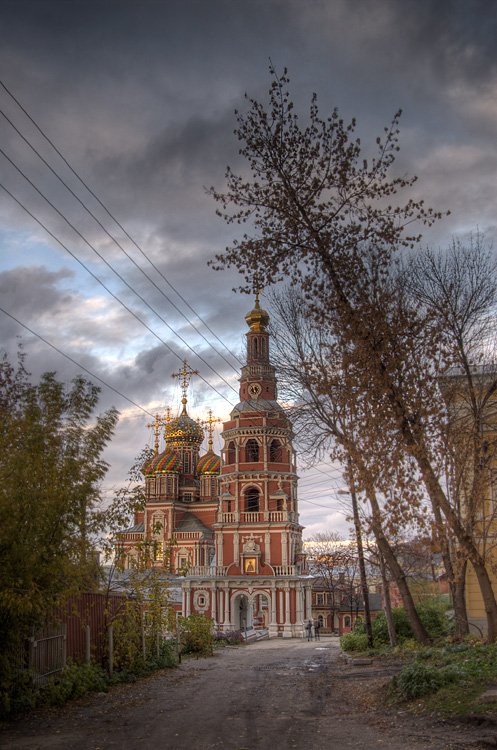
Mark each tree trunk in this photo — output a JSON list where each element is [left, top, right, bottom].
[[379, 550, 397, 647], [453, 560, 469, 639], [365, 489, 431, 645]]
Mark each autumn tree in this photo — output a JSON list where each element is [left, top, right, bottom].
[[0, 351, 118, 704], [210, 68, 497, 640], [269, 286, 431, 644]]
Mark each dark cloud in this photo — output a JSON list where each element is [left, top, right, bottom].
[[0, 0, 495, 535]]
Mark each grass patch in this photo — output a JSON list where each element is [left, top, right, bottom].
[[389, 642, 497, 717]]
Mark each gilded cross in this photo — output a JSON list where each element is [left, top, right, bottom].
[[147, 413, 162, 455], [172, 360, 199, 414], [202, 408, 222, 450]]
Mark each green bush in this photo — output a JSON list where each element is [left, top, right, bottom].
[[372, 608, 413, 644], [393, 661, 460, 700], [45, 662, 108, 706], [371, 602, 452, 646], [340, 632, 369, 652], [180, 614, 214, 657]]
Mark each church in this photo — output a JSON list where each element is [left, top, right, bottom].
[[118, 296, 313, 637]]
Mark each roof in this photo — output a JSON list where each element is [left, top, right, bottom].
[[231, 399, 284, 416], [175, 514, 213, 535], [124, 521, 144, 533]]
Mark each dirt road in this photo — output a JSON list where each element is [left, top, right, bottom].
[[1, 638, 492, 749]]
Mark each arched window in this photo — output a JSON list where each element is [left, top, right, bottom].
[[253, 338, 258, 356], [246, 439, 259, 462], [227, 441, 236, 464], [210, 477, 218, 497], [245, 487, 260, 512], [344, 615, 351, 628], [269, 439, 282, 462]]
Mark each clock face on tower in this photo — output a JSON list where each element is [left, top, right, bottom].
[[248, 382, 262, 398]]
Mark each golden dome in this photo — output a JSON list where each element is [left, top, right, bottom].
[[245, 292, 269, 333]]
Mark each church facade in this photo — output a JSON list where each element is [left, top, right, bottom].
[[118, 297, 312, 637]]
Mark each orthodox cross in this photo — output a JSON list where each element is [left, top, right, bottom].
[[202, 408, 221, 450], [162, 406, 172, 439], [147, 414, 162, 455], [172, 360, 198, 414]]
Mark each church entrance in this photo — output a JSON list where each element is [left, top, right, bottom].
[[233, 593, 252, 631]]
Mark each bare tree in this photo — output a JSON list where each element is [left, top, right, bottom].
[[269, 287, 431, 644], [211, 69, 497, 640]]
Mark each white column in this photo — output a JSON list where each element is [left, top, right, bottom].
[[270, 585, 277, 627], [211, 584, 217, 625], [224, 584, 231, 626], [234, 532, 239, 565], [265, 532, 271, 564]]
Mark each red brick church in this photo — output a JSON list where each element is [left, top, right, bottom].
[[118, 296, 312, 637]]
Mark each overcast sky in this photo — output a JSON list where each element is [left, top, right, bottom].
[[1, 0, 496, 538]]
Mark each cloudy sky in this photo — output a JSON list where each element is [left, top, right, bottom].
[[1, 0, 496, 537]]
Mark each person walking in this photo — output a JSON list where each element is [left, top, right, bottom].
[[305, 619, 313, 641], [314, 619, 321, 641]]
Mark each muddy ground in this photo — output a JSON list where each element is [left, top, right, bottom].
[[2, 637, 497, 750]]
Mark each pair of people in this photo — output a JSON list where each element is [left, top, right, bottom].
[[305, 619, 321, 640]]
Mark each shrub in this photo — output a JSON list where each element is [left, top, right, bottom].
[[372, 608, 413, 645], [180, 614, 214, 657], [214, 630, 244, 646], [393, 661, 460, 700], [44, 662, 108, 706], [340, 632, 369, 652]]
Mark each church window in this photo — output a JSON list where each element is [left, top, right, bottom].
[[253, 338, 258, 356], [246, 439, 259, 462], [183, 493, 192, 503], [183, 452, 190, 473], [261, 338, 265, 354], [276, 497, 283, 511], [245, 487, 260, 512], [167, 476, 174, 497], [227, 441, 236, 464], [269, 439, 282, 462], [210, 477, 218, 497]]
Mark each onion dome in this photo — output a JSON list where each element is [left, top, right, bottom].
[[197, 450, 221, 475], [245, 292, 269, 333], [166, 412, 204, 447], [142, 447, 181, 476]]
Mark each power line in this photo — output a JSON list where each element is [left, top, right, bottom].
[[0, 147, 239, 399], [0, 103, 241, 376], [0, 178, 235, 408], [0, 77, 244, 368], [0, 305, 155, 417]]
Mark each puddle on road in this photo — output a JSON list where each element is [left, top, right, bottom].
[[314, 647, 329, 651]]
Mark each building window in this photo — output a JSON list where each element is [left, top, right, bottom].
[[210, 477, 218, 497], [183, 452, 190, 473], [344, 615, 351, 628], [269, 439, 282, 462], [246, 439, 259, 462], [183, 493, 192, 503], [227, 441, 236, 464], [316, 593, 324, 606], [245, 487, 260, 512]]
